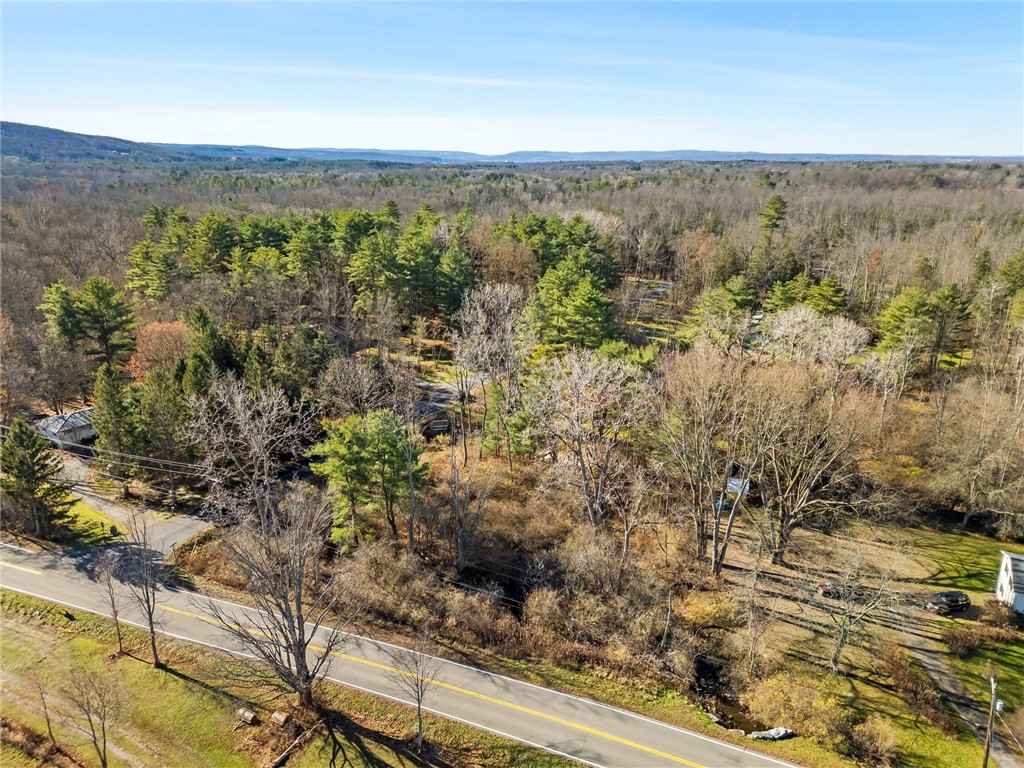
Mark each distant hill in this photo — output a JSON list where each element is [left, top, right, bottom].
[[2, 121, 1020, 166], [0, 122, 195, 163]]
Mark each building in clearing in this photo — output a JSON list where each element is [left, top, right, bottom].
[[35, 407, 96, 449], [996, 550, 1024, 614]]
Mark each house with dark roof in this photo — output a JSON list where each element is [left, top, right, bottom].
[[35, 407, 96, 449], [996, 551, 1024, 614]]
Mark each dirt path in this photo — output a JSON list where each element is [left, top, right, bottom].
[[904, 614, 1022, 768], [0, 622, 145, 766]]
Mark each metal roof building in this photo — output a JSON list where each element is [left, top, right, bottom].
[[35, 407, 96, 449]]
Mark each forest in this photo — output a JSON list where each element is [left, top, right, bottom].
[[2, 154, 1024, 767]]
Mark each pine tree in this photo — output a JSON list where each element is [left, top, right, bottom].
[[92, 364, 138, 497], [76, 277, 136, 366], [0, 419, 74, 537], [308, 416, 373, 545]]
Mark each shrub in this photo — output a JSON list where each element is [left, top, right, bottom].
[[679, 590, 740, 630], [942, 625, 985, 656], [743, 670, 851, 749], [850, 716, 900, 768], [875, 643, 955, 735], [942, 623, 1016, 657]]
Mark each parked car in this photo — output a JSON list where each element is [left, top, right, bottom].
[[925, 590, 971, 615]]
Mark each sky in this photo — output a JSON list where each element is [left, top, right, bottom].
[[1, 2, 1021, 156]]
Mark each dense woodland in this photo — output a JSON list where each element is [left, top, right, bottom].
[[2, 156, 1024, 765]]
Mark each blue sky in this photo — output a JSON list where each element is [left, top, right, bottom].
[[2, 2, 1021, 155]]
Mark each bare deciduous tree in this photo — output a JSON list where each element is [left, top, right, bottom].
[[207, 484, 347, 709], [123, 511, 164, 668], [811, 550, 904, 673], [527, 349, 647, 526], [386, 640, 442, 754], [62, 668, 123, 768], [189, 376, 316, 521], [452, 283, 529, 467], [94, 550, 124, 655], [747, 364, 864, 565], [447, 430, 495, 574], [661, 344, 752, 573]]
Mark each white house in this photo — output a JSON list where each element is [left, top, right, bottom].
[[996, 551, 1024, 614], [35, 407, 96, 449]]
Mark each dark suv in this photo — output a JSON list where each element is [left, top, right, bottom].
[[925, 591, 971, 615]]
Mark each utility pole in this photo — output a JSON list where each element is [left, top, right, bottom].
[[982, 675, 997, 768]]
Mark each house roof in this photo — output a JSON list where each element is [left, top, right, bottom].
[[1002, 551, 1024, 597], [35, 407, 94, 436]]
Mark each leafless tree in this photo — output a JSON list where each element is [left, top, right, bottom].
[[660, 344, 756, 574], [928, 375, 1024, 535], [123, 511, 164, 668], [94, 550, 125, 655], [811, 550, 904, 673], [206, 483, 347, 709], [189, 376, 316, 521], [526, 349, 648, 526], [27, 670, 56, 744], [61, 668, 123, 768], [447, 430, 495, 574], [610, 459, 660, 590], [746, 364, 864, 565], [386, 639, 442, 754], [452, 283, 529, 466], [368, 292, 401, 360]]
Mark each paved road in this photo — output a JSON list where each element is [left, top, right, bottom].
[[0, 544, 799, 768], [61, 453, 211, 554]]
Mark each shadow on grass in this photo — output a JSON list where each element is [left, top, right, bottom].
[[318, 708, 453, 768]]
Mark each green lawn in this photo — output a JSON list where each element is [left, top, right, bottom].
[[64, 499, 120, 547], [0, 589, 574, 768], [909, 525, 1024, 595], [944, 627, 1024, 714]]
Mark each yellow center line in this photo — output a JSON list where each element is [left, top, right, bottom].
[[1, 562, 42, 575], [156, 603, 705, 768]]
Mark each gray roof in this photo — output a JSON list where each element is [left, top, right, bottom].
[[35, 407, 94, 435], [1002, 551, 1024, 597]]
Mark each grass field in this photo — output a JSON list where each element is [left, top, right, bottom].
[[64, 499, 120, 547], [0, 589, 574, 768]]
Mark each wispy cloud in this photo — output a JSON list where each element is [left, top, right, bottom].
[[8, 54, 601, 92]]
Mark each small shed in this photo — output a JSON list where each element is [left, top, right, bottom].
[[996, 551, 1024, 614], [35, 407, 96, 449]]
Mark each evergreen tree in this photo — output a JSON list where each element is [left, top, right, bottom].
[[181, 355, 212, 399], [186, 306, 238, 373], [40, 278, 136, 368], [38, 281, 80, 341], [185, 210, 238, 276], [878, 287, 932, 350], [438, 247, 473, 316], [92, 364, 138, 497], [528, 250, 616, 349], [308, 415, 373, 544], [126, 239, 178, 299], [747, 195, 798, 296], [242, 343, 274, 392], [0, 419, 74, 537], [804, 278, 847, 315], [362, 409, 425, 540], [926, 282, 971, 369], [347, 231, 399, 312], [136, 371, 188, 505], [1000, 250, 1024, 296]]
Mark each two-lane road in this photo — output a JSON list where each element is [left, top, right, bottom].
[[1, 544, 799, 768]]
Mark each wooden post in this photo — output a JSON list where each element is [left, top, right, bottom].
[[982, 676, 997, 768]]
